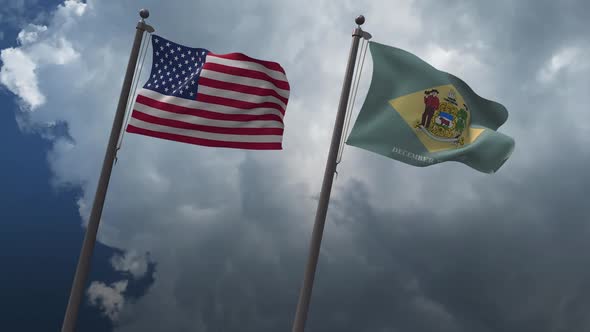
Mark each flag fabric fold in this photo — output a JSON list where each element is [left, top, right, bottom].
[[127, 35, 290, 150], [346, 41, 514, 173]]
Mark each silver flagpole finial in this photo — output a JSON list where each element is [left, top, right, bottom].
[[355, 15, 365, 26], [139, 9, 150, 20], [138, 9, 155, 33]]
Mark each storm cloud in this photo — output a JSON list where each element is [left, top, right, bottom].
[[2, 0, 590, 331]]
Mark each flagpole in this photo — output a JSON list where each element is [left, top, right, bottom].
[[291, 15, 366, 332], [60, 9, 154, 332]]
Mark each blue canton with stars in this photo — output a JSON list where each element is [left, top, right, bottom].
[[144, 35, 209, 100]]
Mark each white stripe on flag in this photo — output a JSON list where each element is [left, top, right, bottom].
[[134, 102, 284, 128], [205, 55, 288, 82], [199, 70, 290, 98], [137, 89, 285, 119], [128, 117, 282, 143], [196, 85, 287, 110]]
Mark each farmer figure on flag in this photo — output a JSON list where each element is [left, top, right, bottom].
[[420, 89, 439, 128]]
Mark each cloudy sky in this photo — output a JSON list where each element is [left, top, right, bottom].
[[1, 0, 590, 331]]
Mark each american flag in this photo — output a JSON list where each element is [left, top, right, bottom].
[[126, 35, 290, 150]]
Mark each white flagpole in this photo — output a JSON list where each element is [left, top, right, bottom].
[[291, 15, 366, 332], [60, 9, 154, 332]]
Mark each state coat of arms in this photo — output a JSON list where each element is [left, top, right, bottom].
[[388, 84, 484, 153], [415, 88, 469, 146]]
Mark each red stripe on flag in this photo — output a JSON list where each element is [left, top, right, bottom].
[[202, 63, 290, 91], [126, 124, 283, 150], [207, 52, 286, 74], [131, 110, 284, 136], [199, 77, 289, 105], [196, 94, 285, 114], [136, 94, 284, 123]]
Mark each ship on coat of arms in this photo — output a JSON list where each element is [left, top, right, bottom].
[[415, 88, 470, 146]]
